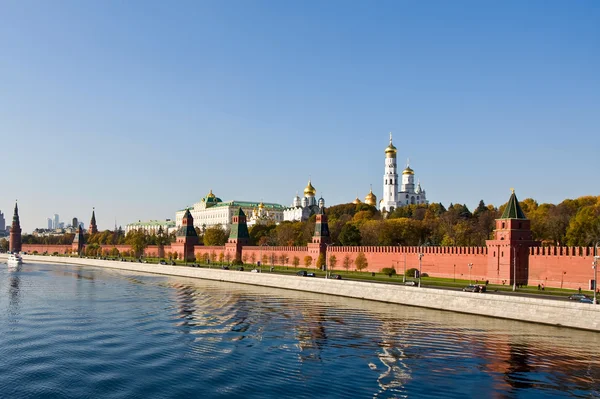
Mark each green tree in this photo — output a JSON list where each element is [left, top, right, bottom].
[[293, 256, 300, 268], [0, 238, 8, 252], [381, 267, 397, 277], [204, 225, 228, 246], [355, 252, 368, 272], [338, 224, 361, 246]]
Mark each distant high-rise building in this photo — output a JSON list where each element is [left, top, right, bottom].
[[47, 218, 53, 230], [0, 210, 5, 231], [53, 214, 59, 229], [58, 222, 65, 229], [72, 217, 78, 229], [79, 222, 84, 229]]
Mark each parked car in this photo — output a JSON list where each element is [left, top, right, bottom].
[[463, 284, 486, 293], [330, 274, 342, 280], [237, 266, 244, 271], [579, 298, 596, 304], [296, 270, 307, 276], [404, 280, 417, 286], [306, 272, 316, 277], [159, 260, 167, 265], [251, 269, 260, 273], [568, 293, 589, 301], [221, 265, 229, 270], [170, 261, 176, 265]]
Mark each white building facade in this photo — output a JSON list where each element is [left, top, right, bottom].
[[125, 219, 177, 235], [175, 190, 284, 230], [283, 180, 325, 222], [380, 134, 428, 212]]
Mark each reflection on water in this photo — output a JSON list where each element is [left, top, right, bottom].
[[0, 262, 599, 398]]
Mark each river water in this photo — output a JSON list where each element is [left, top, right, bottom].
[[1, 262, 599, 398]]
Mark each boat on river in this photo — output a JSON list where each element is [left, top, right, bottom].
[[7, 253, 23, 268]]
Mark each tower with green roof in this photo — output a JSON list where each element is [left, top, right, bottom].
[[172, 209, 199, 262], [226, 208, 249, 263], [486, 189, 539, 286]]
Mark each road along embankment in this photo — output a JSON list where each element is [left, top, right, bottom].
[[4, 254, 600, 332]]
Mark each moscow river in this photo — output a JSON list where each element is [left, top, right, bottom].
[[1, 262, 599, 398]]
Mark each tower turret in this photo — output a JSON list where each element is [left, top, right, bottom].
[[486, 189, 540, 286], [226, 208, 249, 263], [381, 133, 399, 212], [401, 159, 415, 193], [88, 208, 98, 235], [9, 201, 22, 253], [173, 209, 198, 261]]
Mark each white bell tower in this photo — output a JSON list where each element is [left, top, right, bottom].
[[381, 133, 399, 212]]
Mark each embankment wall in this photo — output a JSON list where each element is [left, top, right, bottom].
[[6, 253, 600, 332]]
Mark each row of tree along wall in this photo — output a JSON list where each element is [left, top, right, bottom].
[[20, 243, 600, 289], [328, 246, 489, 281]]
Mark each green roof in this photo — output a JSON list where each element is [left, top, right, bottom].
[[127, 219, 176, 227], [500, 191, 527, 219], [214, 200, 285, 210]]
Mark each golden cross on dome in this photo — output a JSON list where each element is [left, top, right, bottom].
[[389, 132, 393, 143], [510, 188, 515, 194]]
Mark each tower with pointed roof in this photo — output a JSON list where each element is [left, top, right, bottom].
[[486, 190, 540, 285], [381, 133, 399, 212], [171, 209, 199, 261], [9, 201, 22, 253], [226, 208, 249, 263], [88, 208, 98, 235], [308, 207, 330, 267]]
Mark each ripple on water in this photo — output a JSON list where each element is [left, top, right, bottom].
[[1, 263, 600, 399]]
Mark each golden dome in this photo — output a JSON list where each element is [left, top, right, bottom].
[[258, 201, 265, 209], [352, 196, 362, 205], [402, 166, 414, 175], [207, 189, 216, 198], [364, 189, 377, 206], [304, 180, 316, 196], [385, 133, 397, 158]]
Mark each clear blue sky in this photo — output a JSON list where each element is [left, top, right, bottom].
[[1, 0, 598, 232]]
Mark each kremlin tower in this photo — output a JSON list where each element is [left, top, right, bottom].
[[9, 201, 22, 253], [88, 208, 98, 235]]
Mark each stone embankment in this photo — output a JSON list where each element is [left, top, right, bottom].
[[4, 254, 600, 332]]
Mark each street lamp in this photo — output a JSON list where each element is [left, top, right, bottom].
[[593, 241, 599, 305], [418, 253, 424, 287], [468, 263, 473, 284]]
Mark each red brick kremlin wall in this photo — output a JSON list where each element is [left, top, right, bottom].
[[528, 246, 598, 290], [21, 243, 599, 289], [240, 246, 313, 267], [328, 246, 489, 281]]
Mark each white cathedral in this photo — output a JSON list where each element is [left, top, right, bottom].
[[380, 134, 428, 212], [283, 180, 325, 222]]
